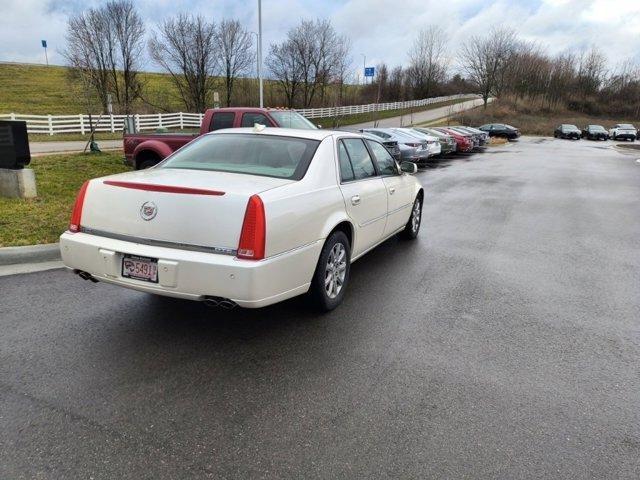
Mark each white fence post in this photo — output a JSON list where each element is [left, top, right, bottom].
[[80, 114, 85, 135], [179, 112, 184, 129], [158, 113, 163, 128], [48, 115, 53, 135], [10, 113, 15, 121], [110, 114, 115, 133]]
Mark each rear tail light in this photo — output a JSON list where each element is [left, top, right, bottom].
[[237, 195, 266, 260], [69, 180, 90, 233]]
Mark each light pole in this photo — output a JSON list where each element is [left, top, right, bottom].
[[258, 0, 264, 108], [250, 31, 260, 106], [360, 53, 366, 85]]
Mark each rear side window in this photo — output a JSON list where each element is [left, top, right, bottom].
[[209, 112, 235, 131], [366, 140, 397, 176], [338, 141, 355, 182], [241, 112, 270, 127], [160, 133, 320, 180], [342, 139, 376, 180]]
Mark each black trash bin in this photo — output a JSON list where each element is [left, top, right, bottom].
[[0, 120, 31, 169]]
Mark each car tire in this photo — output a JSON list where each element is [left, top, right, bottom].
[[138, 159, 159, 169], [309, 231, 351, 312], [400, 195, 423, 240]]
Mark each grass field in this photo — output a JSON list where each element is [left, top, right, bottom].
[[441, 97, 638, 136], [0, 152, 131, 247]]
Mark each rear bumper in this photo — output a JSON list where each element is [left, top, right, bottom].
[[59, 231, 322, 308]]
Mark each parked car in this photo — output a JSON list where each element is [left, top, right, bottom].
[[554, 124, 581, 140], [454, 126, 489, 145], [609, 123, 637, 141], [430, 127, 474, 152], [61, 128, 424, 311], [581, 125, 609, 141], [363, 128, 431, 164], [124, 108, 317, 169], [339, 128, 401, 162], [444, 127, 482, 148], [411, 127, 457, 155], [477, 123, 520, 139], [392, 128, 442, 158]]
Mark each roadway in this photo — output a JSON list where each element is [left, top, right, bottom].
[[28, 97, 490, 155], [1, 137, 639, 478]]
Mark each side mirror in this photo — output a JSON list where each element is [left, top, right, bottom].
[[400, 161, 418, 174], [317, 124, 322, 129]]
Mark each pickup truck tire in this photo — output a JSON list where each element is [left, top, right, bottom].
[[136, 152, 161, 170]]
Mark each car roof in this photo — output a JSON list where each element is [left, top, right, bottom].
[[210, 127, 339, 141]]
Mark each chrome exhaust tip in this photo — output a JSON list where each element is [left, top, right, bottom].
[[203, 296, 237, 310]]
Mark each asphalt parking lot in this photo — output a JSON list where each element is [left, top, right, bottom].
[[1, 137, 639, 479]]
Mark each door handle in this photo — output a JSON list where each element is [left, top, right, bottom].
[[351, 195, 361, 205], [389, 187, 395, 195]]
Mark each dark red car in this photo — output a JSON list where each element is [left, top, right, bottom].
[[124, 108, 317, 169], [431, 127, 474, 153]]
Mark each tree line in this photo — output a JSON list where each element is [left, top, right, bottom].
[[64, 1, 640, 119]]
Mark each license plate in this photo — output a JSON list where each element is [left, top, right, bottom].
[[122, 254, 158, 283]]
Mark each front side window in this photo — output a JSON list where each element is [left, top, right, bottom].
[[210, 112, 235, 131], [366, 140, 397, 176], [241, 112, 271, 127], [342, 139, 376, 180], [160, 133, 319, 180]]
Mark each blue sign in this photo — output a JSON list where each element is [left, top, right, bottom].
[[41, 40, 47, 48], [364, 67, 375, 77]]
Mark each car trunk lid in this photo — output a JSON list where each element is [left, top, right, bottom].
[[80, 168, 292, 253]]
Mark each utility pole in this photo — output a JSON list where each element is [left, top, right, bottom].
[[360, 53, 366, 85], [258, 0, 264, 108]]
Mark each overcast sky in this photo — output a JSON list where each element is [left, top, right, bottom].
[[2, 0, 640, 78]]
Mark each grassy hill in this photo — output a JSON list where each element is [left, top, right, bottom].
[[0, 63, 359, 115], [0, 63, 190, 114]]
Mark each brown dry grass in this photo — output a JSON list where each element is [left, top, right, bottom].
[[442, 97, 639, 136]]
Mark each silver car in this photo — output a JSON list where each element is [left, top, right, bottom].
[[393, 128, 442, 158], [363, 128, 431, 164]]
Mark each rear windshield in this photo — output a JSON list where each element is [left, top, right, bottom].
[[619, 124, 635, 129], [269, 111, 317, 129], [160, 133, 320, 180]]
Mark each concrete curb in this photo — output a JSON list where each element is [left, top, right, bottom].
[[0, 243, 61, 266]]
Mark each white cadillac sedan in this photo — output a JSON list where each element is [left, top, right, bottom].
[[60, 127, 423, 311]]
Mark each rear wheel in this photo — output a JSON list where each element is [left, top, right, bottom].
[[136, 152, 161, 170], [310, 231, 351, 312], [400, 195, 422, 240]]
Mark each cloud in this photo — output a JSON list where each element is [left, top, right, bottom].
[[1, 0, 640, 74]]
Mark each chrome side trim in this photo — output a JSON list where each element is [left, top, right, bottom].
[[80, 227, 237, 256], [359, 212, 388, 227], [387, 203, 413, 215]]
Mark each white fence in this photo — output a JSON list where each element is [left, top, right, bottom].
[[0, 94, 478, 135]]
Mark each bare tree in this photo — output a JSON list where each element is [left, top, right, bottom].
[[460, 27, 517, 108], [407, 26, 448, 98], [106, 1, 145, 113], [64, 0, 144, 114], [149, 14, 218, 112], [267, 18, 350, 108], [64, 8, 112, 111], [215, 19, 254, 106], [266, 40, 302, 108]]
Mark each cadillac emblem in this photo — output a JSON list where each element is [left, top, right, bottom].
[[140, 201, 157, 221]]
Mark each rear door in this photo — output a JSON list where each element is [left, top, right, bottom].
[[366, 140, 414, 235], [337, 138, 387, 257]]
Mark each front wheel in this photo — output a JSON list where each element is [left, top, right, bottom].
[[400, 196, 422, 240], [309, 231, 351, 312]]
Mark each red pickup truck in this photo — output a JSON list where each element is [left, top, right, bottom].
[[124, 107, 318, 169]]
